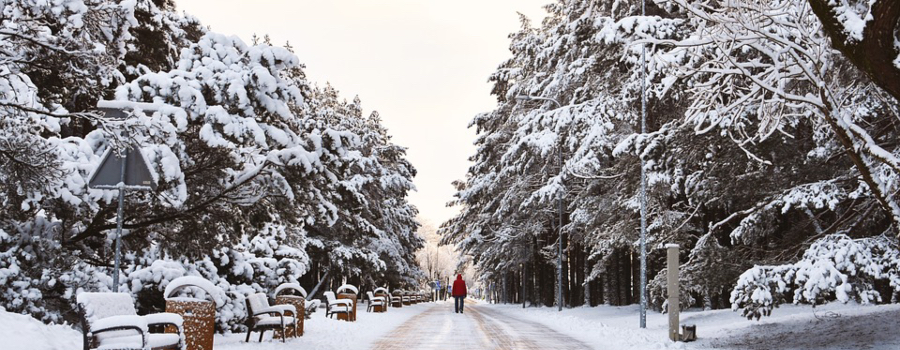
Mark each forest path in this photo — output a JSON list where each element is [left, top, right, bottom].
[[370, 301, 591, 350]]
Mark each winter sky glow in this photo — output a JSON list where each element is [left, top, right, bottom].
[[177, 0, 549, 226]]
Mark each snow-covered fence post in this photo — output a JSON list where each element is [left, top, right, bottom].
[[666, 244, 679, 341]]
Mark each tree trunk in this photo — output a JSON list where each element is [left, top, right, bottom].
[[595, 274, 604, 306], [619, 249, 632, 305], [584, 257, 591, 307], [502, 272, 509, 304], [703, 290, 712, 311], [809, 0, 900, 103], [632, 249, 641, 305], [568, 241, 580, 307], [605, 251, 620, 305], [561, 234, 569, 308]]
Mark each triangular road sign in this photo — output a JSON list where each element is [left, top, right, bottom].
[[88, 147, 157, 190]]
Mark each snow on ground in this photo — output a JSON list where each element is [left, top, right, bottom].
[[0, 308, 82, 350], [214, 301, 429, 350], [486, 301, 900, 350], [484, 302, 676, 349], [0, 301, 429, 350]]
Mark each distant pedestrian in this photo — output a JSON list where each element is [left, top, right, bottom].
[[452, 274, 467, 314]]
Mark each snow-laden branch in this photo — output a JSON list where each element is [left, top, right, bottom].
[[655, 0, 900, 236]]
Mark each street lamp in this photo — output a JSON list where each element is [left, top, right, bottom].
[[515, 94, 564, 312], [639, 0, 649, 329]]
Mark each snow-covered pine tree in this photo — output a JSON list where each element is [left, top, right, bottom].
[[1, 0, 423, 327], [443, 0, 685, 308], [445, 0, 900, 316], [296, 85, 423, 293]]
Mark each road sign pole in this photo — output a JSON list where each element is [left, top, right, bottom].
[[90, 101, 161, 292], [113, 184, 124, 290], [113, 139, 127, 291]]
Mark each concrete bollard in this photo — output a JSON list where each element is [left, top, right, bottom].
[[666, 244, 679, 341]]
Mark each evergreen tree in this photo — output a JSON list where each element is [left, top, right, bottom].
[[0, 0, 424, 327]]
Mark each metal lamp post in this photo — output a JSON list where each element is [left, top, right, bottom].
[[515, 95, 564, 312], [639, 0, 649, 329]]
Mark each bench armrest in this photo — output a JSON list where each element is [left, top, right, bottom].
[[91, 315, 148, 333], [331, 298, 353, 307], [253, 304, 296, 317], [267, 304, 296, 314], [89, 316, 148, 349]]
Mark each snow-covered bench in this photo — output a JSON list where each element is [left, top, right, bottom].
[[243, 293, 297, 343], [373, 287, 393, 309], [365, 291, 386, 312], [385, 289, 402, 308], [77, 292, 184, 350], [323, 291, 353, 319]]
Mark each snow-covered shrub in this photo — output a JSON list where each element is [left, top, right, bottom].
[[0, 228, 55, 322], [730, 234, 900, 320]]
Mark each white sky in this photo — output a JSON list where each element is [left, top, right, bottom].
[[176, 0, 549, 225]]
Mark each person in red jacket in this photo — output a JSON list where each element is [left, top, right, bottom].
[[451, 273, 467, 313]]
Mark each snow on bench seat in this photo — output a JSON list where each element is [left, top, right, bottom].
[[255, 316, 297, 327], [95, 333, 181, 350]]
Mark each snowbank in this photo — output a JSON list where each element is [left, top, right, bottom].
[[483, 301, 900, 350], [0, 309, 81, 350]]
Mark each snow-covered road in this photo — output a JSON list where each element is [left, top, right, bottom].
[[371, 302, 591, 350]]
